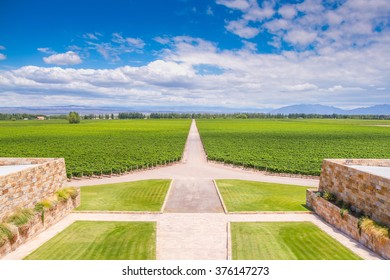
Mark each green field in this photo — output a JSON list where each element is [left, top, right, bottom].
[[231, 222, 362, 260], [216, 180, 310, 212], [197, 119, 390, 175], [24, 221, 156, 260], [0, 119, 190, 177], [76, 179, 170, 211]]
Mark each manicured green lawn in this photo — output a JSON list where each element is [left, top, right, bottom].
[[231, 222, 362, 260], [24, 221, 156, 260], [216, 179, 311, 212], [76, 179, 170, 211]]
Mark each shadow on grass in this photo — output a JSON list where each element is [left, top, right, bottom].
[[301, 204, 312, 211]]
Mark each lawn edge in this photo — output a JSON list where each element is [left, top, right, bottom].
[[72, 210, 162, 214], [212, 179, 228, 213], [161, 179, 174, 213], [227, 222, 232, 260], [227, 211, 313, 214]]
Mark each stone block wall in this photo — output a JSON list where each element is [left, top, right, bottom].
[[307, 190, 390, 260], [319, 159, 390, 227], [0, 158, 67, 221], [0, 190, 80, 258]]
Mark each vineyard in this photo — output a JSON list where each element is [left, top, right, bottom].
[[197, 119, 390, 176], [0, 119, 190, 178]]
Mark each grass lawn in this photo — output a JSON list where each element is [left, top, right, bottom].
[[231, 222, 362, 260], [24, 221, 156, 260], [76, 179, 170, 211], [216, 179, 312, 212]]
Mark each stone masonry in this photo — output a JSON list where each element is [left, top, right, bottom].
[[0, 190, 80, 258], [307, 189, 390, 259], [319, 159, 390, 227], [0, 158, 67, 221]]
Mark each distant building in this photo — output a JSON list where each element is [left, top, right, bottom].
[[36, 116, 45, 120]]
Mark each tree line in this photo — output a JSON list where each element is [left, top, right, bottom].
[[1, 112, 389, 121]]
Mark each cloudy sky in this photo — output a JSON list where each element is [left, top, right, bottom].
[[0, 0, 389, 109]]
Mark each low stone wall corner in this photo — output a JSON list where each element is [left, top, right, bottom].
[[307, 189, 390, 260]]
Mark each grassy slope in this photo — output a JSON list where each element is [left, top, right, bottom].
[[216, 179, 311, 211], [76, 179, 171, 211], [0, 119, 190, 177], [231, 222, 362, 260], [197, 119, 390, 175], [24, 221, 156, 260]]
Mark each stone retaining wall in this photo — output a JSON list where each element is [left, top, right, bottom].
[[319, 159, 390, 227], [0, 158, 67, 221], [307, 189, 390, 259], [0, 190, 80, 258]]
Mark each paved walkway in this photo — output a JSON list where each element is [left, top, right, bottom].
[[1, 120, 383, 260], [164, 179, 223, 213]]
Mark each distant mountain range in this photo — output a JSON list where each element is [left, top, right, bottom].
[[0, 104, 389, 115], [269, 104, 390, 115]]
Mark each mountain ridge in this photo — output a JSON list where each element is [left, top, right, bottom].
[[0, 104, 389, 115]]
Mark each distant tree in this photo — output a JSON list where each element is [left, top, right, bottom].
[[68, 111, 81, 124]]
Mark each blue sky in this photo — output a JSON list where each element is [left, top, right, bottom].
[[0, 0, 389, 109]]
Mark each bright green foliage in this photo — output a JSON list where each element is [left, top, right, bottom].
[[7, 208, 35, 227], [76, 180, 170, 211], [56, 189, 70, 202], [64, 187, 78, 199], [216, 179, 310, 212], [231, 222, 362, 260], [34, 199, 56, 212], [0, 223, 14, 246], [197, 119, 390, 175], [24, 221, 156, 260], [0, 119, 190, 177], [68, 111, 80, 124]]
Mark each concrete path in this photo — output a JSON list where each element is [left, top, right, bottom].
[[164, 179, 223, 213], [2, 120, 382, 260]]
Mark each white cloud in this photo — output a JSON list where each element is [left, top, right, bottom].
[[278, 5, 297, 19], [284, 29, 317, 46], [0, 53, 6, 60], [86, 33, 145, 61], [43, 51, 82, 65], [37, 47, 55, 54], [216, 0, 250, 12], [83, 33, 99, 40], [243, 0, 275, 22], [126, 37, 145, 49], [1, 36, 389, 108], [226, 19, 260, 39], [242, 40, 257, 52], [285, 83, 318, 91], [154, 36, 171, 45], [217, 0, 390, 51], [0, 45, 5, 50]]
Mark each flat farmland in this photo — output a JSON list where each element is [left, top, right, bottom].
[[197, 119, 390, 175], [0, 119, 190, 177]]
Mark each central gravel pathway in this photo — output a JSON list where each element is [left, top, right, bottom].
[[1, 120, 382, 260]]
